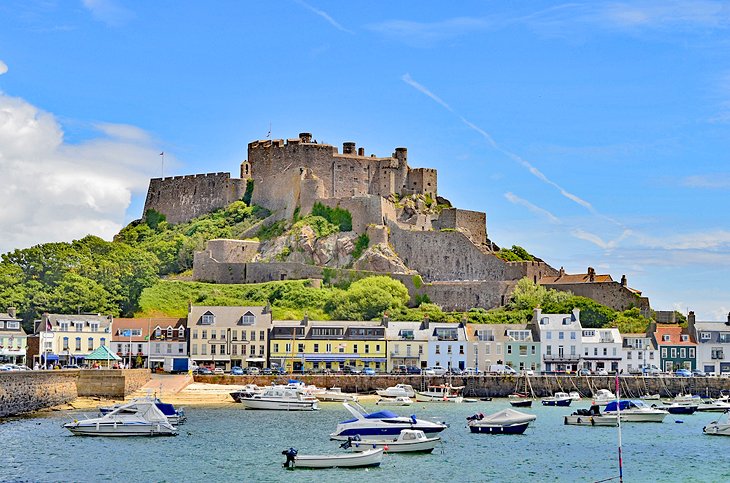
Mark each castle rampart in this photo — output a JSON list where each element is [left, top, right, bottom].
[[433, 208, 488, 246], [144, 172, 246, 224]]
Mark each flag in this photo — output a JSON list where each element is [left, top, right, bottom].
[[159, 152, 164, 156]]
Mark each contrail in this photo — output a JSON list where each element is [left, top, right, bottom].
[[505, 192, 562, 224], [402, 72, 623, 222], [295, 0, 354, 34]]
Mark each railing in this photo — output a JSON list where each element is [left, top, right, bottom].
[[544, 354, 581, 362]]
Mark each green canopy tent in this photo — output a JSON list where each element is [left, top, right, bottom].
[[84, 345, 122, 369]]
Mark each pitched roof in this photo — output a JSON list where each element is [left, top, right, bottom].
[[84, 344, 121, 361], [540, 273, 613, 284], [654, 325, 696, 345]]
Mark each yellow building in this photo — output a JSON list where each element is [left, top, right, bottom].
[[33, 313, 113, 367], [269, 319, 387, 373]]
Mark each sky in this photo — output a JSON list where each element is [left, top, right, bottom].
[[0, 1, 729, 321]]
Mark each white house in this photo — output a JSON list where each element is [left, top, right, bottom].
[[531, 307, 582, 373], [581, 327, 622, 374], [689, 311, 730, 375], [619, 333, 658, 374], [426, 321, 467, 371]]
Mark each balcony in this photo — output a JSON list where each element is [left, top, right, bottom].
[[544, 354, 581, 362]]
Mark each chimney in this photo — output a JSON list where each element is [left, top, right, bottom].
[[533, 307, 542, 324], [358, 147, 365, 156], [8, 307, 16, 318], [343, 142, 356, 154], [688, 311, 695, 325], [382, 312, 389, 326], [299, 132, 312, 143], [621, 275, 627, 287], [726, 312, 730, 326], [587, 267, 595, 282], [422, 314, 430, 328], [558, 267, 565, 278]]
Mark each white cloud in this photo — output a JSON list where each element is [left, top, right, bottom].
[[682, 174, 730, 188], [0, 60, 7, 76], [0, 92, 163, 255], [504, 192, 561, 224], [82, 0, 133, 27]]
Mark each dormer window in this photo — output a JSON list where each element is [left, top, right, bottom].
[[662, 334, 670, 342], [201, 312, 215, 325], [167, 327, 173, 338], [155, 327, 161, 337], [178, 327, 185, 338], [680, 335, 689, 342], [701, 332, 711, 340], [540, 317, 549, 325], [241, 312, 255, 325], [562, 317, 570, 325]]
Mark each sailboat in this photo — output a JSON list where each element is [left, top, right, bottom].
[[509, 374, 535, 408]]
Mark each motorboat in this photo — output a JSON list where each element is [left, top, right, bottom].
[[312, 387, 359, 402], [415, 384, 464, 403], [376, 384, 415, 398], [703, 411, 730, 436], [508, 393, 533, 408], [653, 403, 697, 415], [639, 393, 661, 401], [604, 400, 668, 422], [542, 392, 572, 407], [230, 384, 265, 402], [466, 408, 537, 434], [340, 429, 440, 453], [282, 447, 383, 468], [376, 396, 413, 406], [99, 397, 186, 425], [592, 389, 616, 406], [697, 399, 730, 412], [569, 391, 582, 401], [64, 400, 177, 436], [671, 393, 702, 405], [564, 405, 618, 426], [330, 402, 448, 440], [238, 385, 319, 411]]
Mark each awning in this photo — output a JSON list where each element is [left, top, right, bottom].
[[359, 358, 387, 363], [302, 355, 387, 363], [246, 357, 266, 362], [43, 354, 59, 361], [392, 355, 420, 359], [149, 357, 165, 362]]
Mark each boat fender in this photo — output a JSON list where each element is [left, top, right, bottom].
[[410, 415, 417, 424], [383, 445, 389, 451], [590, 417, 594, 426]]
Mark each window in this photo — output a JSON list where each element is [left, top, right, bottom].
[[220, 344, 225, 355], [400, 329, 414, 340], [680, 335, 689, 342], [201, 313, 214, 325], [583, 330, 595, 337], [87, 338, 94, 350], [242, 345, 247, 355], [259, 345, 265, 356], [274, 343, 279, 353], [546, 332, 552, 340], [178, 327, 184, 338], [459, 346, 464, 355], [603, 348, 607, 356], [702, 332, 711, 340], [435, 345, 440, 355], [720, 333, 730, 343], [260, 330, 265, 341], [211, 345, 216, 355], [540, 317, 549, 325], [60, 322, 70, 331], [689, 348, 695, 358], [298, 343, 304, 353], [326, 343, 332, 352], [637, 351, 642, 359], [649, 352, 654, 360], [137, 343, 143, 353], [155, 327, 161, 338], [612, 347, 617, 356], [671, 348, 677, 358], [241, 330, 247, 340], [231, 330, 237, 341], [570, 346, 576, 355], [559, 332, 564, 340], [376, 344, 381, 352], [166, 345, 172, 354], [594, 348, 598, 356], [546, 345, 552, 355], [447, 345, 452, 354], [210, 330, 217, 340], [584, 348, 589, 356], [178, 343, 184, 354], [662, 334, 670, 342], [531, 346, 536, 355], [418, 345, 423, 355], [232, 345, 238, 355], [75, 322, 83, 332], [354, 344, 358, 354], [89, 323, 99, 332], [680, 348, 686, 358], [365, 344, 369, 354], [477, 330, 494, 341], [192, 330, 198, 340], [314, 343, 319, 353], [201, 345, 207, 355], [562, 317, 570, 325], [519, 345, 527, 356], [75, 337, 81, 351], [250, 330, 256, 341], [242, 312, 255, 325], [192, 344, 198, 355], [507, 345, 513, 355], [100, 337, 106, 346], [571, 332, 576, 340], [627, 352, 632, 360]]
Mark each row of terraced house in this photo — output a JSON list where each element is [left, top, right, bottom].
[[11, 305, 730, 375]]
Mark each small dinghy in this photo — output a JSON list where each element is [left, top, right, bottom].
[[282, 447, 383, 468], [509, 393, 532, 408], [564, 405, 618, 426], [375, 396, 413, 406], [467, 408, 537, 434], [340, 429, 440, 453]]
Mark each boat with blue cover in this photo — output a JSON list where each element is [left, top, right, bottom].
[[99, 397, 186, 425], [329, 402, 448, 440]]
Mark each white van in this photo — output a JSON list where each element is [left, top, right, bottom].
[[489, 364, 517, 375]]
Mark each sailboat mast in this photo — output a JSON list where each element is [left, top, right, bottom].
[[615, 373, 623, 482]]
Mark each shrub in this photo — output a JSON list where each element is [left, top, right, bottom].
[[351, 234, 370, 260], [311, 202, 353, 232]]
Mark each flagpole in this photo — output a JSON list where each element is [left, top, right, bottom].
[[160, 152, 165, 178], [616, 372, 623, 483]]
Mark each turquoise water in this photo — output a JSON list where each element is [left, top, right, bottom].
[[2, 400, 728, 482]]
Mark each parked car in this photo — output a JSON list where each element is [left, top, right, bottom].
[[62, 364, 80, 370], [392, 364, 408, 374], [362, 367, 376, 376], [195, 367, 213, 375], [213, 367, 225, 375], [488, 364, 517, 375], [230, 366, 244, 375], [406, 366, 422, 375], [674, 368, 692, 377], [343, 365, 362, 375], [692, 369, 707, 377], [522, 369, 535, 376], [423, 366, 447, 376], [578, 368, 591, 376], [596, 369, 609, 376], [463, 367, 481, 376], [642, 365, 662, 376], [247, 367, 261, 375]]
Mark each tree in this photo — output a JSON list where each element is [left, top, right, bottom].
[[325, 276, 409, 320]]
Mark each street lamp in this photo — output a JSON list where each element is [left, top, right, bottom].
[[474, 343, 478, 373]]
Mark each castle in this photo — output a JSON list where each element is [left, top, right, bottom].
[[143, 132, 650, 314]]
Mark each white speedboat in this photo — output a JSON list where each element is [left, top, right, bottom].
[[98, 397, 186, 425], [341, 429, 440, 453], [230, 384, 265, 402], [64, 400, 177, 436], [703, 411, 730, 436], [672, 393, 701, 404], [467, 408, 537, 434], [312, 387, 359, 402], [569, 392, 582, 401], [542, 392, 572, 407], [376, 396, 413, 406], [415, 384, 464, 403], [330, 402, 448, 441], [376, 384, 416, 398], [592, 389, 616, 406], [639, 393, 661, 401], [282, 447, 383, 468], [697, 400, 730, 412], [604, 400, 668, 422], [564, 405, 618, 426], [239, 385, 319, 411]]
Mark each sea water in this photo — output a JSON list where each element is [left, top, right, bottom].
[[1, 400, 728, 483]]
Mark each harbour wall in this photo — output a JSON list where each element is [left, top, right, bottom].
[[0, 369, 150, 418], [195, 374, 730, 399]]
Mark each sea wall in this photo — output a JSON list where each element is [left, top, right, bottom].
[[0, 371, 77, 418], [77, 369, 150, 398], [194, 374, 730, 399]]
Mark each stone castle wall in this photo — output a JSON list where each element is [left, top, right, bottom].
[[77, 369, 150, 398], [0, 371, 77, 418], [316, 195, 397, 234], [433, 208, 488, 246], [543, 281, 651, 314], [388, 224, 507, 282], [505, 260, 560, 283], [144, 173, 247, 224]]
